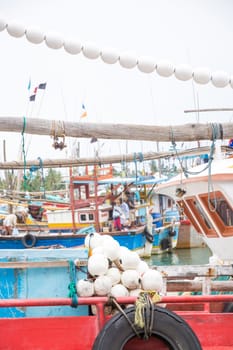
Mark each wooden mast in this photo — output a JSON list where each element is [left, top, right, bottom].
[[0, 146, 230, 170], [0, 116, 231, 142]]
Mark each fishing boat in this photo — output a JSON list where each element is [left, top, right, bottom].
[[0, 164, 180, 256], [156, 144, 233, 263], [0, 243, 232, 350]]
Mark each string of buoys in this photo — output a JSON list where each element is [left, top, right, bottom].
[[0, 17, 233, 89], [75, 232, 163, 314]]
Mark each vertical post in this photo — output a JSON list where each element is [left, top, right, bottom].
[[94, 166, 100, 232], [69, 167, 76, 233]]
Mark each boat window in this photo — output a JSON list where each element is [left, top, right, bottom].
[[184, 197, 218, 237], [199, 191, 233, 237], [79, 212, 95, 223], [80, 214, 87, 222]]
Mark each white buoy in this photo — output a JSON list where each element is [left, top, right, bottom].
[[129, 288, 142, 297], [7, 21, 25, 38], [25, 27, 44, 44], [64, 39, 82, 55], [91, 246, 104, 255], [88, 253, 109, 276], [102, 237, 120, 261], [106, 267, 121, 285], [174, 64, 193, 81], [110, 284, 129, 298], [76, 279, 94, 297], [137, 56, 156, 73], [121, 270, 141, 290], [94, 275, 112, 296], [141, 269, 163, 292], [101, 48, 119, 64], [156, 60, 174, 77], [0, 18, 7, 32], [119, 51, 137, 69], [45, 32, 63, 49], [193, 67, 211, 84], [211, 71, 229, 88], [84, 232, 103, 250], [82, 42, 100, 59], [119, 250, 141, 270], [136, 260, 149, 276]]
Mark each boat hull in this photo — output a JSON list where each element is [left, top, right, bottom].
[[0, 295, 232, 350], [151, 223, 179, 254], [0, 226, 148, 254], [176, 220, 205, 249], [0, 248, 89, 318]]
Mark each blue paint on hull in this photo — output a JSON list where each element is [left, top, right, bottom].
[[152, 224, 179, 252], [0, 249, 88, 318]]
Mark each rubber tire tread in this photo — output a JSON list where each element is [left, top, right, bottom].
[[92, 305, 202, 350], [21, 233, 37, 248]]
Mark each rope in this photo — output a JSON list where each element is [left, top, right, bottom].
[[171, 123, 217, 178], [68, 260, 78, 308], [38, 157, 46, 199], [21, 116, 28, 190], [134, 291, 161, 339], [110, 297, 141, 337]]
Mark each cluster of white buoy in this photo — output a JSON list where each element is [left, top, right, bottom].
[[0, 18, 232, 88], [76, 232, 163, 306]]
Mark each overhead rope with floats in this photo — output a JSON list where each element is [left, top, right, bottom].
[[0, 17, 233, 89]]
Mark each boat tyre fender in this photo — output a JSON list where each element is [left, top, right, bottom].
[[143, 226, 153, 243], [21, 233, 37, 248], [92, 305, 202, 350], [160, 237, 169, 250], [169, 228, 176, 237]]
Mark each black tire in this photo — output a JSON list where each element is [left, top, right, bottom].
[[21, 233, 37, 248], [92, 305, 202, 350], [160, 238, 169, 250], [143, 227, 153, 243]]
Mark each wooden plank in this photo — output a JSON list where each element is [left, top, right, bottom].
[[166, 280, 233, 292], [155, 264, 233, 278], [0, 260, 87, 268]]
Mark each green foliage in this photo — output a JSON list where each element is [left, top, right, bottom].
[[20, 168, 65, 192]]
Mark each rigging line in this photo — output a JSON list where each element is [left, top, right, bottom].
[[16, 82, 35, 192], [26, 85, 47, 157]]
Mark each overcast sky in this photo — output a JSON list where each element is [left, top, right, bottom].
[[0, 0, 233, 163]]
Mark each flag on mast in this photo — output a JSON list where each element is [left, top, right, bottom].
[[80, 103, 87, 118], [38, 82, 47, 89], [29, 94, 36, 101]]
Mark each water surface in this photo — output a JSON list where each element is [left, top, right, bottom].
[[145, 247, 212, 267]]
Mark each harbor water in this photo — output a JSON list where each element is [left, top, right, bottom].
[[146, 246, 212, 266]]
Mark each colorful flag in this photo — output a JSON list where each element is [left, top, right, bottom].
[[29, 94, 36, 101], [27, 78, 31, 91], [38, 83, 47, 89], [80, 103, 87, 118]]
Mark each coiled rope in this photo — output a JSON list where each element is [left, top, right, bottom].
[[68, 260, 78, 308]]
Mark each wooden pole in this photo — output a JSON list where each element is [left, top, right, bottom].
[[69, 167, 76, 233], [0, 146, 230, 170], [0, 116, 231, 142]]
